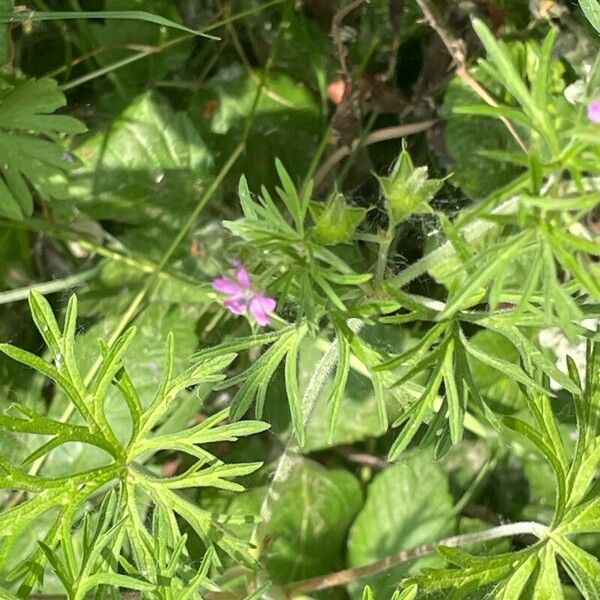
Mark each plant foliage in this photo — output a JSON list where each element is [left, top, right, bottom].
[[0, 1, 599, 598]]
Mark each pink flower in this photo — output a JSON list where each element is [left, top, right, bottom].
[[212, 261, 276, 326], [588, 99, 600, 123]]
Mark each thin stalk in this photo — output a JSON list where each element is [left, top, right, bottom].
[[374, 224, 395, 286], [0, 268, 97, 305], [250, 320, 364, 552], [284, 521, 549, 594], [313, 121, 436, 189], [55, 0, 285, 91]]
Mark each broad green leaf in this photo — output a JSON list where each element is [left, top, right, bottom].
[[481, 322, 580, 395], [87, 0, 197, 103], [189, 68, 321, 191], [461, 333, 549, 396], [69, 91, 212, 229], [347, 451, 456, 599], [502, 416, 567, 513], [466, 329, 524, 410], [441, 75, 522, 198], [229, 458, 363, 582], [0, 77, 86, 219], [297, 335, 389, 452]]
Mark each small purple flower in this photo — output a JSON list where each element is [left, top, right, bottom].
[[588, 99, 600, 123], [212, 261, 276, 326]]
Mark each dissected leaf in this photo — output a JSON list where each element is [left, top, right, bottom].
[[0, 77, 86, 219]]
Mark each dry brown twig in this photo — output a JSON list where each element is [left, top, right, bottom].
[[314, 120, 437, 188], [414, 0, 528, 153]]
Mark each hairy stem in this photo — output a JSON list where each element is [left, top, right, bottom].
[[250, 320, 365, 550], [284, 521, 549, 594]]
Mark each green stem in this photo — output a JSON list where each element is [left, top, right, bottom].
[[374, 225, 395, 286], [0, 268, 97, 305]]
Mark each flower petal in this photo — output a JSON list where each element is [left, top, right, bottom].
[[235, 266, 251, 288], [249, 294, 276, 326], [212, 277, 244, 295], [588, 100, 600, 123], [224, 298, 247, 315]]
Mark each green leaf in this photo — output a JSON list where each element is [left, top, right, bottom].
[[441, 76, 522, 198], [442, 334, 464, 444], [409, 546, 534, 592], [533, 28, 558, 108], [275, 158, 304, 232], [437, 233, 532, 319], [298, 334, 388, 452], [285, 341, 305, 446], [347, 451, 456, 599], [388, 358, 445, 460], [495, 552, 537, 598], [532, 544, 564, 600], [229, 458, 363, 582], [553, 536, 600, 600], [69, 91, 212, 228], [0, 77, 86, 218], [189, 68, 322, 191], [483, 322, 580, 395], [546, 229, 600, 299], [0, 1, 11, 65], [0, 7, 217, 39], [461, 332, 549, 396], [580, 0, 600, 33], [471, 19, 541, 122], [327, 331, 351, 443]]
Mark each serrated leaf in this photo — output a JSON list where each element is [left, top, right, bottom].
[[229, 458, 363, 582], [348, 452, 456, 599], [0, 77, 86, 219], [69, 92, 212, 228]]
